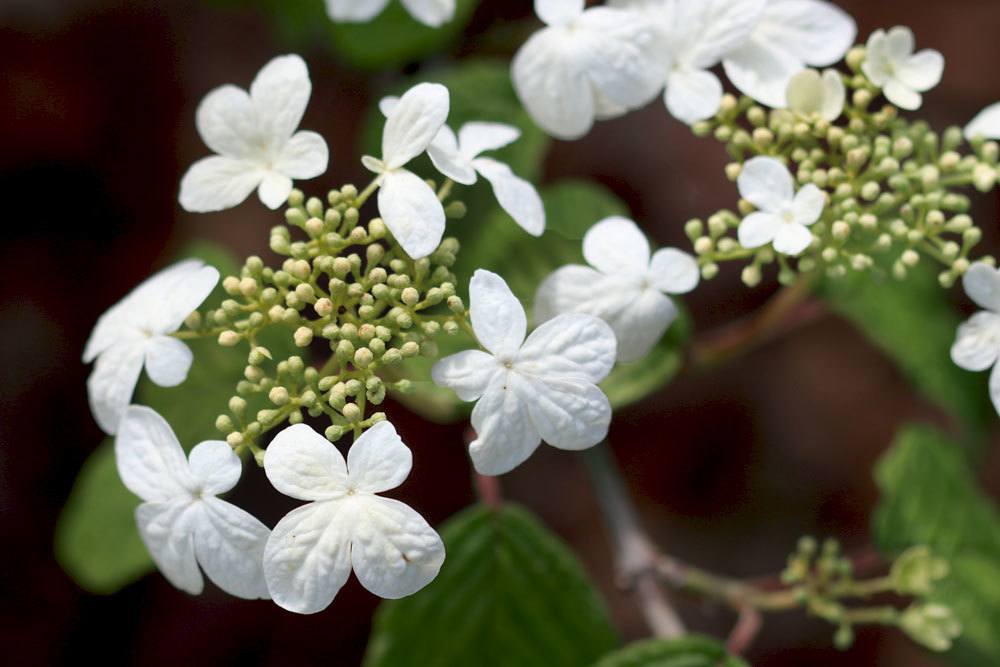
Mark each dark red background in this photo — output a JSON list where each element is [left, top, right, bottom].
[[2, 1, 999, 665]]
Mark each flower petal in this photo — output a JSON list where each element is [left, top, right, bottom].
[[179, 156, 264, 213], [458, 122, 521, 159], [187, 439, 242, 496], [820, 68, 846, 121], [431, 349, 502, 401], [897, 50, 944, 92], [351, 496, 445, 598], [468, 378, 541, 475], [772, 222, 813, 256], [575, 7, 663, 110], [144, 335, 193, 388], [143, 262, 220, 336], [535, 0, 583, 27], [194, 85, 258, 160], [649, 248, 700, 294], [400, 0, 455, 27], [518, 313, 617, 383], [738, 212, 783, 249], [88, 341, 147, 435], [378, 169, 446, 259], [514, 374, 610, 450], [583, 216, 651, 279], [965, 102, 1000, 141], [722, 37, 805, 108], [534, 265, 618, 325], [664, 68, 724, 125], [263, 501, 354, 614], [785, 69, 825, 115], [116, 404, 195, 500], [347, 421, 412, 494], [427, 125, 477, 185], [885, 26, 915, 61], [511, 29, 595, 140], [194, 497, 271, 599], [604, 289, 678, 363], [264, 424, 349, 501], [472, 158, 545, 236], [469, 269, 527, 359], [274, 130, 329, 179], [883, 79, 922, 111], [250, 54, 312, 149], [792, 183, 825, 225], [677, 0, 765, 69], [325, 0, 390, 22], [989, 362, 1000, 417], [951, 311, 1000, 372], [762, 0, 855, 65], [136, 500, 203, 595], [382, 83, 450, 170], [962, 262, 1000, 312], [257, 171, 294, 210], [738, 156, 794, 212]]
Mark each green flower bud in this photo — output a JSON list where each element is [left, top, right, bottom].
[[218, 331, 240, 346], [890, 546, 949, 596], [269, 386, 290, 406], [899, 604, 961, 652], [294, 326, 314, 348], [215, 415, 234, 433]]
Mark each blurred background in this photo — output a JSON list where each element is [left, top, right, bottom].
[[2, 0, 999, 665]]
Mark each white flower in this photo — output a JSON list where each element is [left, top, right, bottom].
[[179, 55, 329, 212], [736, 156, 825, 256], [862, 26, 944, 111], [952, 263, 1000, 414], [363, 83, 450, 260], [511, 0, 663, 140], [262, 421, 445, 614], [723, 0, 856, 108], [534, 217, 698, 363], [324, 0, 454, 27], [432, 270, 617, 475], [116, 405, 270, 599], [965, 102, 1000, 140], [785, 68, 845, 121], [655, 0, 767, 124], [83, 260, 219, 435]]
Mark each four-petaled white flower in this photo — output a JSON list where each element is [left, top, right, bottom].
[[363, 83, 450, 259], [737, 156, 825, 256], [324, 0, 454, 27], [84, 260, 219, 435], [263, 421, 445, 614], [433, 270, 617, 475], [785, 68, 845, 122], [534, 217, 698, 363], [952, 263, 1000, 414], [654, 0, 766, 124], [116, 405, 270, 599], [862, 26, 944, 111], [180, 55, 329, 212], [722, 0, 856, 109], [512, 0, 663, 140], [964, 102, 1000, 141]]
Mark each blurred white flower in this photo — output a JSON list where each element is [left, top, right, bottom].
[[263, 421, 445, 614], [84, 260, 219, 434], [433, 270, 617, 475], [785, 68, 845, 121], [964, 102, 1000, 141], [737, 156, 825, 256], [952, 263, 1000, 414], [535, 217, 698, 362], [116, 406, 270, 599], [512, 0, 663, 140], [325, 0, 454, 27], [180, 55, 329, 212], [862, 26, 944, 111], [723, 0, 856, 109], [363, 83, 450, 259]]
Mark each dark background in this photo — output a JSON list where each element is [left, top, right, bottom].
[[2, 1, 999, 665]]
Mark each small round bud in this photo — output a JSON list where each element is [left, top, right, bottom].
[[222, 276, 241, 295], [741, 265, 762, 287], [342, 403, 362, 422], [354, 347, 374, 369], [268, 386, 290, 406], [684, 219, 703, 241], [325, 425, 345, 441], [693, 237, 713, 255], [228, 396, 247, 416], [218, 330, 240, 347], [215, 415, 235, 433], [226, 432, 244, 447], [401, 287, 420, 306], [902, 249, 920, 267], [294, 326, 314, 348]]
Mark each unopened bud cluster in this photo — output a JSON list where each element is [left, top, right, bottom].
[[185, 185, 471, 459], [689, 45, 999, 288], [776, 538, 959, 652]]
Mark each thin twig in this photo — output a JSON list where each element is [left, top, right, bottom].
[[726, 606, 764, 655], [582, 444, 687, 638]]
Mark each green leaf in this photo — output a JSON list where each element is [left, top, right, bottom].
[[54, 439, 149, 594], [821, 265, 993, 433], [591, 636, 749, 667], [364, 503, 619, 667], [873, 424, 1000, 665]]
